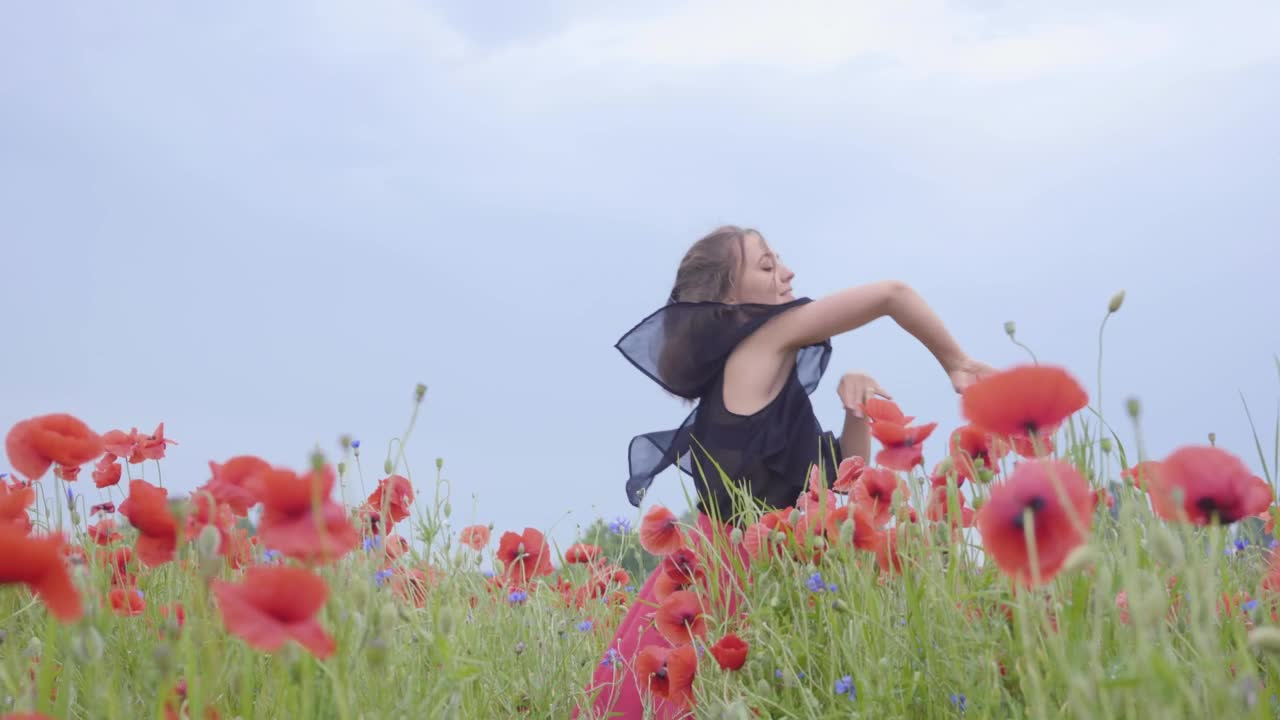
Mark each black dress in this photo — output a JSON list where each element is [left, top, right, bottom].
[[615, 297, 843, 524]]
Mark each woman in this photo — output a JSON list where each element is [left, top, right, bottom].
[[578, 225, 992, 718]]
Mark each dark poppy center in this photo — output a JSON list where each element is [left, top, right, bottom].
[[1195, 496, 1237, 522], [1023, 421, 1039, 436], [1010, 495, 1047, 530], [655, 665, 668, 680]]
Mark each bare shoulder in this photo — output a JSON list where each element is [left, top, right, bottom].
[[750, 280, 907, 351]]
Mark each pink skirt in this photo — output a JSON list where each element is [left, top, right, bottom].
[[574, 513, 751, 719]]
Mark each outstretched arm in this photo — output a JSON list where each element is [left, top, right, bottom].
[[757, 280, 981, 387]]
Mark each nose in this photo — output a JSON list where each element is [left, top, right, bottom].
[[780, 263, 795, 283]]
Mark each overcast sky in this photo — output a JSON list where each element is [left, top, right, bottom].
[[3, 1, 1278, 551]]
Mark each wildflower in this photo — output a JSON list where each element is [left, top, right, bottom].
[[351, 439, 361, 449], [0, 480, 35, 533], [806, 572, 827, 592], [200, 455, 270, 516], [482, 569, 495, 578], [1147, 446, 1272, 525], [950, 693, 968, 712], [496, 528, 554, 585], [118, 479, 179, 566], [250, 463, 360, 564], [364, 474, 414, 526], [5, 413, 104, 481], [861, 397, 913, 424], [0, 524, 83, 621], [608, 516, 632, 535], [639, 505, 685, 555], [262, 549, 280, 562], [211, 565, 336, 658], [833, 455, 866, 493], [508, 590, 528, 605], [709, 633, 749, 671], [108, 588, 146, 616], [374, 568, 394, 587], [601, 647, 621, 667], [577, 620, 593, 632], [459, 524, 490, 550], [635, 644, 697, 707], [975, 459, 1093, 586], [655, 590, 707, 644], [851, 468, 908, 527], [515, 641, 527, 655], [1244, 600, 1260, 613], [823, 505, 884, 552], [565, 543, 601, 564], [363, 536, 382, 552], [949, 425, 1008, 483], [870, 420, 938, 472], [961, 365, 1088, 438], [834, 675, 856, 700]]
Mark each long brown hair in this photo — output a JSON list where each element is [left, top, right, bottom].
[[657, 226, 757, 397]]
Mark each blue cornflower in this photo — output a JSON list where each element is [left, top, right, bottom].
[[827, 582, 838, 592], [1271, 539, 1280, 551], [1236, 539, 1250, 552], [834, 675, 856, 700], [374, 568, 394, 587], [509, 590, 528, 605], [1244, 599, 1260, 612], [351, 440, 361, 450], [608, 516, 632, 535], [363, 535, 383, 552], [577, 620, 593, 632], [66, 488, 75, 506], [0, 472, 7, 480], [775, 670, 784, 679], [950, 693, 967, 712], [262, 549, 280, 562], [601, 648, 622, 667], [806, 571, 826, 592], [625, 585, 636, 594], [482, 569, 495, 578]]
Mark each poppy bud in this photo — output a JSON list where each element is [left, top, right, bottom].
[[1004, 321, 1017, 338], [729, 527, 744, 546], [1125, 397, 1141, 419], [436, 457, 444, 471], [1208, 432, 1217, 446], [384, 459, 394, 475], [196, 524, 222, 561], [1148, 526, 1184, 569], [839, 519, 855, 545], [415, 383, 428, 402], [831, 598, 850, 614], [1061, 545, 1096, 575], [339, 434, 352, 450], [1099, 438, 1112, 454], [1248, 626, 1280, 655], [25, 636, 42, 659], [1108, 290, 1125, 314], [69, 510, 81, 525], [788, 509, 800, 527], [977, 467, 995, 484], [310, 450, 326, 473], [337, 461, 346, 476], [444, 501, 452, 518], [72, 627, 104, 663]]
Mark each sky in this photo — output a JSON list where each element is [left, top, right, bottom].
[[2, 1, 1278, 553]]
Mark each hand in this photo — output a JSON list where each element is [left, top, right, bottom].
[[837, 372, 891, 418], [947, 356, 996, 394]]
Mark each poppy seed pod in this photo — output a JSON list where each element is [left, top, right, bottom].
[[1004, 321, 1017, 337], [1108, 290, 1125, 313]]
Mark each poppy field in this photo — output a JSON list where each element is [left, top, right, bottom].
[[3, 305, 1280, 719]]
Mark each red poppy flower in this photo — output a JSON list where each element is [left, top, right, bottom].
[[365, 475, 414, 526], [742, 509, 792, 561], [870, 421, 937, 472], [1010, 429, 1056, 458], [185, 492, 237, 556], [101, 427, 144, 464], [108, 587, 146, 616], [1147, 446, 1272, 525], [54, 464, 80, 481], [797, 465, 839, 517], [100, 546, 135, 588], [639, 505, 686, 555], [118, 479, 179, 566], [709, 633, 749, 671], [223, 527, 255, 570], [564, 543, 601, 564], [860, 397, 914, 425], [975, 459, 1093, 586], [822, 505, 883, 551], [0, 480, 34, 534], [5, 414, 104, 482], [961, 365, 1088, 438], [851, 468, 909, 527], [90, 501, 115, 516], [926, 486, 975, 528], [1091, 487, 1115, 512], [91, 454, 123, 488], [458, 524, 490, 551], [949, 425, 1008, 481], [832, 456, 866, 493], [496, 527, 554, 584], [88, 519, 123, 545], [1123, 461, 1161, 490], [137, 422, 176, 461], [250, 464, 359, 565], [634, 643, 697, 707], [211, 565, 335, 658], [0, 524, 82, 621], [201, 456, 270, 516], [876, 527, 902, 574], [655, 590, 707, 644]]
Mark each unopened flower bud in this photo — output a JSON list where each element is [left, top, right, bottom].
[[1107, 290, 1125, 314], [1208, 432, 1217, 446], [337, 461, 346, 476], [1248, 626, 1280, 655], [69, 510, 81, 525], [977, 468, 995, 484], [415, 383, 428, 402], [444, 501, 452, 518], [729, 527, 743, 545], [340, 434, 352, 450], [1004, 321, 1017, 337], [1148, 525, 1184, 569], [25, 636, 42, 659], [383, 459, 394, 475], [310, 450, 326, 473], [196, 524, 222, 561], [436, 458, 444, 471], [839, 519, 855, 545], [788, 509, 800, 527], [1099, 438, 1113, 454], [1125, 397, 1141, 419]]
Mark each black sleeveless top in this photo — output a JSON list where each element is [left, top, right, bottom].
[[615, 297, 842, 523]]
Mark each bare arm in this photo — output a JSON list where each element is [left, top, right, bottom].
[[840, 411, 871, 462], [756, 280, 969, 373]]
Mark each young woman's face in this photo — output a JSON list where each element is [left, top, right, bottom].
[[734, 231, 795, 304]]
